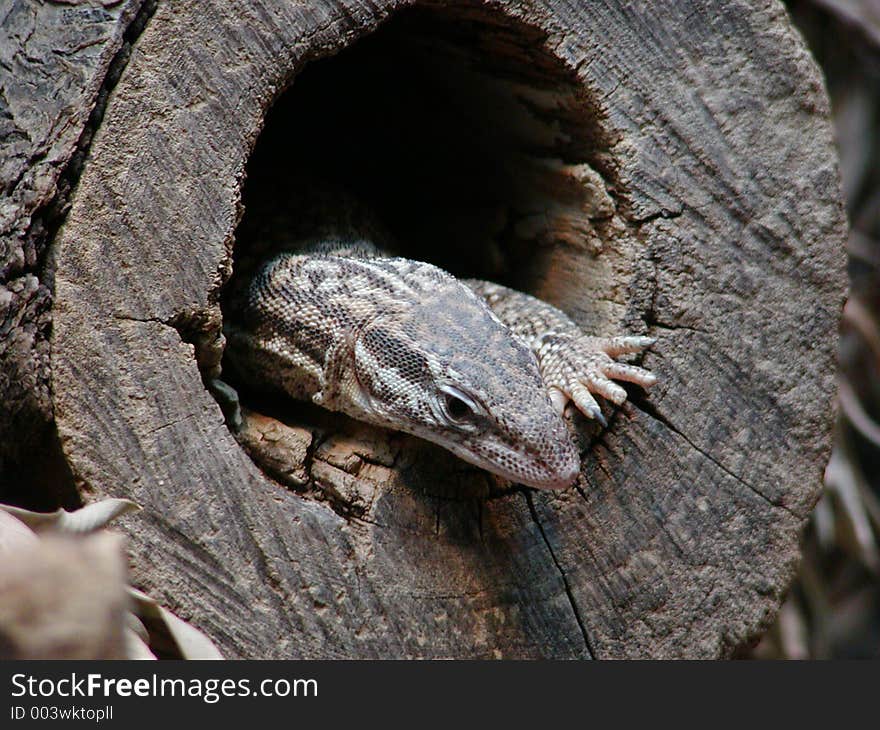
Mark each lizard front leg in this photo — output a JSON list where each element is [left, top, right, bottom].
[[464, 280, 656, 425]]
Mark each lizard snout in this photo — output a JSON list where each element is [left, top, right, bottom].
[[535, 452, 581, 490], [476, 410, 581, 491], [522, 427, 581, 491]]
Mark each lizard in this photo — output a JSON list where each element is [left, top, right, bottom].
[[221, 219, 656, 492]]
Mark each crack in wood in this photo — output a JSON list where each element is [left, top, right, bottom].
[[525, 491, 596, 659], [628, 396, 801, 519]]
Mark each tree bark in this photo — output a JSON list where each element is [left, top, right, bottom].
[[0, 0, 150, 507], [2, 0, 847, 658]]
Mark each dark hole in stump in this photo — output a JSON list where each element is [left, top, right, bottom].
[[219, 4, 623, 505], [234, 5, 619, 286]]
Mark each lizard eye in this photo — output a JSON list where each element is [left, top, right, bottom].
[[439, 385, 481, 425], [444, 393, 473, 421]]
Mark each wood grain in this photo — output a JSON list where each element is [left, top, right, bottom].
[[0, 0, 148, 504], [36, 0, 849, 657]]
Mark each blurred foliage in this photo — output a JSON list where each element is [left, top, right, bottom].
[[0, 500, 223, 660], [753, 0, 880, 658]]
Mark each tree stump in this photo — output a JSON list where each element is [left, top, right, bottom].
[[2, 0, 847, 658]]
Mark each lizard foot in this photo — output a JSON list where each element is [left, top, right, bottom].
[[537, 335, 657, 425]]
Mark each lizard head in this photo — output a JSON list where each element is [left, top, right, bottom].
[[346, 286, 581, 490]]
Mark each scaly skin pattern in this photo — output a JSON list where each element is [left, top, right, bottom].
[[464, 280, 656, 425], [223, 244, 655, 490]]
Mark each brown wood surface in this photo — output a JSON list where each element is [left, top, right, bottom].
[[2, 0, 847, 658], [0, 0, 149, 505]]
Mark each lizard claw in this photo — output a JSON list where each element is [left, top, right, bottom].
[[538, 334, 656, 423]]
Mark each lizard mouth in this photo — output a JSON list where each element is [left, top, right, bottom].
[[438, 438, 580, 491], [512, 456, 581, 491]]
